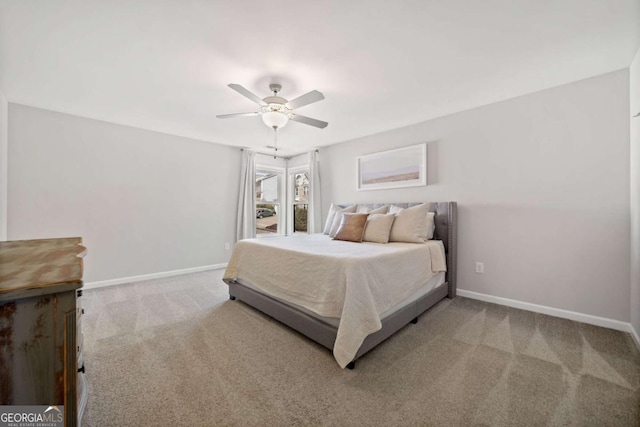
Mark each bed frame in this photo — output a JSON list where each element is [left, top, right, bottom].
[[224, 201, 457, 369]]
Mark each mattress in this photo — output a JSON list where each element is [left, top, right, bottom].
[[224, 234, 447, 367], [237, 271, 446, 328]]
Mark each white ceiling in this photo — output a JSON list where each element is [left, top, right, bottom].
[[1, 1, 639, 156]]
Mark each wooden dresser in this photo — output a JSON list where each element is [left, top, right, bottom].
[[0, 237, 88, 427]]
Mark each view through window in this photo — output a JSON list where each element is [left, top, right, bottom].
[[255, 164, 310, 236], [255, 167, 283, 235], [291, 169, 309, 233]]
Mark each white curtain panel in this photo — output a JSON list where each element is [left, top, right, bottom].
[[236, 149, 256, 241], [308, 150, 323, 234]]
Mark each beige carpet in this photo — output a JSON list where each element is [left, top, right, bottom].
[[80, 270, 640, 426]]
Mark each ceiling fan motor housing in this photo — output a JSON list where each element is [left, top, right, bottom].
[[262, 95, 291, 117], [269, 83, 282, 95]]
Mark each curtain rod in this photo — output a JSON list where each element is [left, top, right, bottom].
[[240, 148, 319, 159], [239, 148, 290, 160]]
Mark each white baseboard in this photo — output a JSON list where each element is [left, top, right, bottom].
[[457, 289, 636, 336], [84, 263, 228, 290]]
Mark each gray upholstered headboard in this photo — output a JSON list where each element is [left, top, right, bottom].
[[339, 202, 458, 298]]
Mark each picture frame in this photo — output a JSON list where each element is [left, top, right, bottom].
[[357, 143, 427, 191]]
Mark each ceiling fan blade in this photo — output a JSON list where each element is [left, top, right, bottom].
[[286, 90, 325, 109], [216, 112, 261, 119], [228, 84, 266, 106], [289, 114, 328, 129]]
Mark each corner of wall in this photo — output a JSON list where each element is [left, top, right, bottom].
[[630, 47, 640, 340], [0, 92, 8, 241]]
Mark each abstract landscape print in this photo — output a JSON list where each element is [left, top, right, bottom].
[[357, 143, 427, 190]]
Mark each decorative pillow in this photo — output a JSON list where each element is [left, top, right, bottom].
[[426, 211, 436, 239], [324, 204, 356, 235], [333, 213, 369, 242], [356, 205, 389, 215], [362, 213, 396, 243], [328, 205, 357, 237], [389, 204, 433, 243], [388, 205, 403, 215], [323, 204, 339, 234]]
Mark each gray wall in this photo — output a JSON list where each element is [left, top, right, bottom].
[[0, 91, 7, 240], [321, 70, 631, 322], [8, 104, 240, 282], [631, 49, 640, 338]]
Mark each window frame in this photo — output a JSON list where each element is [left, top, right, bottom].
[[287, 165, 310, 235], [255, 164, 286, 237]]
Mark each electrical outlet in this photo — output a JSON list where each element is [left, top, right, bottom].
[[475, 262, 484, 273], [225, 242, 230, 250]]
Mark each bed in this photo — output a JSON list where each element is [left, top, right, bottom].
[[223, 202, 457, 369]]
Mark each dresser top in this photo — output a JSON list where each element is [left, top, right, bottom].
[[0, 237, 87, 295]]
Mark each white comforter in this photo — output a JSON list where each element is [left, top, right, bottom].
[[223, 234, 446, 368]]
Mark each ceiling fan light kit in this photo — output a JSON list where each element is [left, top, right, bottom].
[[262, 111, 289, 129], [217, 82, 328, 131]]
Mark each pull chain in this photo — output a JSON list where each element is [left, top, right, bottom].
[[273, 126, 279, 159]]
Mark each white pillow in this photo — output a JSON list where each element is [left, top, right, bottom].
[[426, 211, 435, 239], [389, 204, 436, 239], [356, 205, 389, 214], [323, 204, 339, 234], [389, 204, 434, 243], [388, 205, 403, 215], [323, 204, 356, 234], [328, 205, 357, 237], [362, 213, 396, 243]]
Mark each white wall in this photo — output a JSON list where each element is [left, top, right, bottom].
[[321, 70, 631, 322], [0, 91, 7, 240], [255, 152, 286, 168], [288, 152, 311, 168], [8, 104, 240, 282], [630, 49, 640, 339]]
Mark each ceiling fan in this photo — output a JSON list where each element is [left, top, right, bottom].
[[217, 83, 328, 130]]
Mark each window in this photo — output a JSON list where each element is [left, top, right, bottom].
[[255, 158, 313, 236], [288, 167, 309, 234], [256, 166, 284, 235]]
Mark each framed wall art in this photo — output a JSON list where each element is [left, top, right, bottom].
[[357, 143, 427, 191]]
